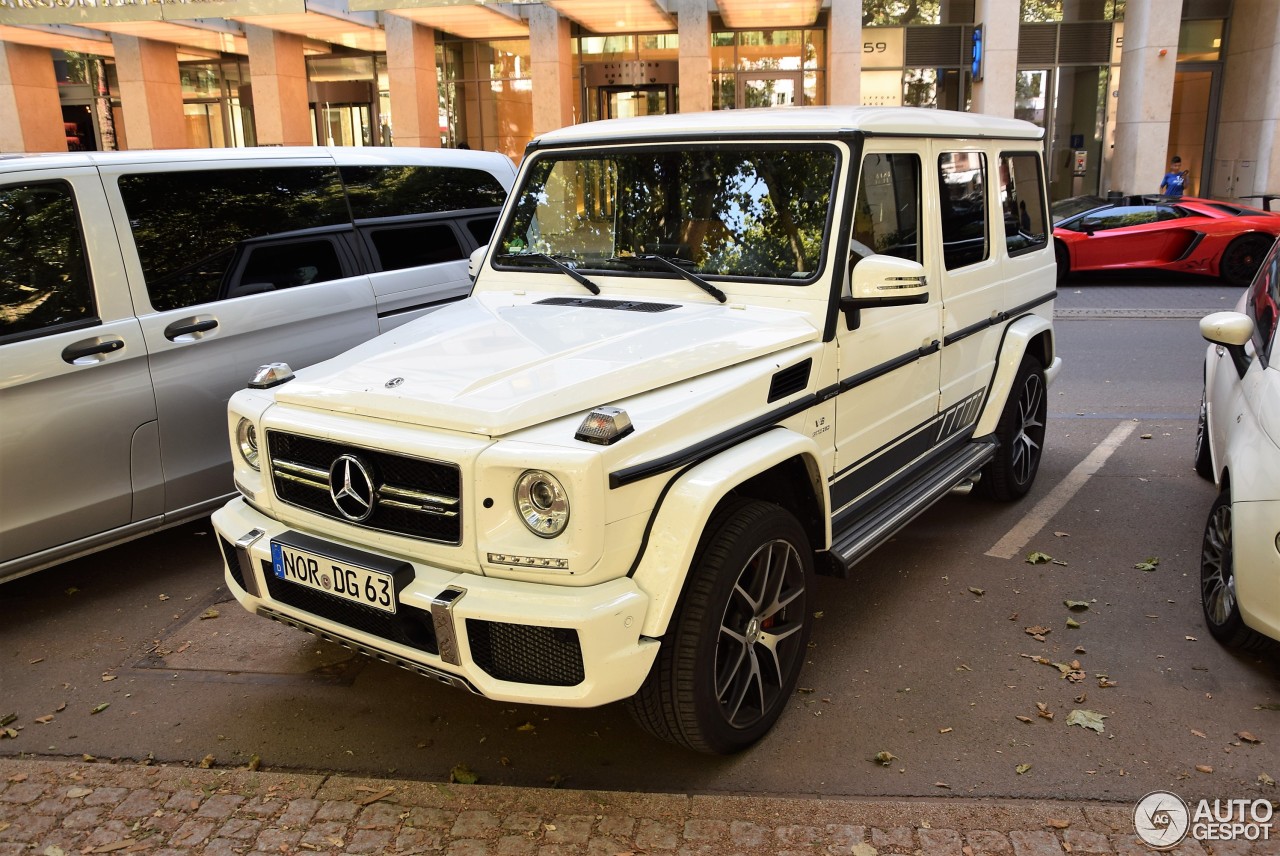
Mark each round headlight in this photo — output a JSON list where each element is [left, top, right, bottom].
[[236, 418, 260, 471], [515, 470, 569, 538]]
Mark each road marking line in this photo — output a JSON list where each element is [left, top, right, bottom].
[[985, 421, 1138, 559]]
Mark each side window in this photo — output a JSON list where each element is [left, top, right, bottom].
[[230, 239, 345, 296], [118, 166, 349, 312], [1246, 240, 1280, 364], [0, 181, 95, 341], [465, 215, 499, 246], [852, 153, 921, 264], [1078, 206, 1159, 232], [366, 223, 465, 272], [998, 152, 1048, 255], [938, 151, 989, 270], [340, 166, 506, 218]]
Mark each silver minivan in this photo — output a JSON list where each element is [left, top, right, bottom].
[[0, 146, 516, 582]]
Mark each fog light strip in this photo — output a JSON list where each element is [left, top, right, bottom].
[[234, 529, 265, 598], [431, 586, 467, 666]]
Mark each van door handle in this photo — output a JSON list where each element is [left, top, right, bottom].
[[61, 337, 124, 364], [164, 317, 219, 341]]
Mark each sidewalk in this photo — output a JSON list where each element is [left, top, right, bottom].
[[0, 757, 1231, 855]]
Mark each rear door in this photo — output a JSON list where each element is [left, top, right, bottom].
[[0, 168, 158, 574], [103, 156, 379, 517]]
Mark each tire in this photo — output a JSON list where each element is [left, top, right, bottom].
[[1200, 489, 1272, 651], [978, 355, 1047, 501], [628, 499, 814, 754], [1219, 234, 1273, 287], [1193, 391, 1214, 480], [1055, 241, 1069, 285]]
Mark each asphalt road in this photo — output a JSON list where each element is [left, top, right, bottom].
[[2, 273, 1277, 805]]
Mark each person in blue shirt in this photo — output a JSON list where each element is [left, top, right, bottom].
[[1160, 155, 1187, 197]]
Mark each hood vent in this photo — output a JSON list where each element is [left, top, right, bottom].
[[535, 297, 678, 313], [768, 358, 812, 403]]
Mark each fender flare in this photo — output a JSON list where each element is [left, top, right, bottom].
[[972, 314, 1058, 437], [630, 428, 827, 638]]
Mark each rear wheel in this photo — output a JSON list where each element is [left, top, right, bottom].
[[628, 499, 814, 754], [1193, 391, 1214, 480], [1219, 234, 1273, 287], [978, 355, 1047, 501], [1200, 489, 1272, 651]]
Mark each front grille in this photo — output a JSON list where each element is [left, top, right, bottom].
[[466, 620, 585, 686], [261, 560, 439, 654], [267, 431, 461, 544]]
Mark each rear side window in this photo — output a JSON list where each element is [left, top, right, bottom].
[[999, 152, 1048, 255], [367, 223, 465, 271], [0, 181, 95, 341], [341, 166, 506, 219], [1071, 206, 1160, 232], [938, 151, 989, 270], [119, 167, 349, 312], [851, 153, 921, 264]]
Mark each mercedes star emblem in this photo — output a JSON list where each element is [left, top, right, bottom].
[[329, 454, 376, 522]]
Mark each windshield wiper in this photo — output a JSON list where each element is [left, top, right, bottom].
[[608, 254, 727, 304], [496, 252, 600, 295]]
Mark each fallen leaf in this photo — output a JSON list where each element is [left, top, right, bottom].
[[1066, 709, 1107, 733], [0, 728, 17, 739], [199, 608, 219, 620], [1098, 678, 1117, 688], [1036, 703, 1054, 721], [1140, 433, 1153, 440], [939, 727, 953, 734], [326, 836, 344, 848], [0, 714, 14, 728], [1064, 600, 1090, 611], [515, 722, 536, 733], [101, 674, 116, 682], [1191, 729, 1207, 738], [968, 587, 985, 596], [67, 787, 92, 798], [1134, 557, 1160, 572], [90, 703, 109, 715], [198, 754, 215, 769], [450, 763, 478, 784], [6, 773, 27, 783], [356, 787, 395, 806], [1066, 618, 1081, 629], [1260, 773, 1276, 786], [1016, 764, 1032, 774], [159, 594, 170, 601], [935, 781, 951, 789], [814, 611, 824, 619], [1016, 715, 1033, 724], [247, 755, 261, 772], [1196, 764, 1214, 774], [29, 658, 43, 665], [1026, 552, 1053, 565], [0, 823, 8, 834], [55, 702, 65, 713], [1025, 625, 1052, 637], [1256, 703, 1280, 711], [872, 751, 897, 767], [1237, 731, 1262, 744], [1186, 636, 1198, 642], [34, 715, 53, 724], [1047, 819, 1071, 829]]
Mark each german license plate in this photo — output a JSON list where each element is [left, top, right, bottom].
[[271, 540, 397, 614]]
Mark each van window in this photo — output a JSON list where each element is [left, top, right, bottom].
[[341, 166, 507, 219], [851, 153, 921, 264], [119, 167, 349, 312], [367, 223, 465, 271], [465, 215, 498, 246], [0, 181, 95, 341], [938, 151, 989, 270], [999, 152, 1048, 255]]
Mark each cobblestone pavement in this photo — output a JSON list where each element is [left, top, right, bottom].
[[4, 758, 1275, 855]]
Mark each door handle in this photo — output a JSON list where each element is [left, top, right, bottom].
[[164, 317, 219, 341], [61, 337, 124, 364]]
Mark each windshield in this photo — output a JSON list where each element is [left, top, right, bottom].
[[1050, 195, 1107, 225], [494, 145, 840, 281]]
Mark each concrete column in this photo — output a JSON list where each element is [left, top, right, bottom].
[[385, 15, 440, 147], [111, 34, 186, 150], [1217, 0, 1280, 197], [1108, 0, 1181, 196], [828, 0, 862, 105], [676, 0, 711, 113], [528, 5, 574, 135], [971, 0, 1018, 118], [0, 42, 66, 153], [246, 24, 311, 147]]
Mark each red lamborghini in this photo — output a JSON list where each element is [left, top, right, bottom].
[[1052, 195, 1280, 286]]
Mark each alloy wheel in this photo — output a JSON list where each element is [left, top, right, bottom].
[[1011, 372, 1046, 486], [1201, 500, 1235, 627]]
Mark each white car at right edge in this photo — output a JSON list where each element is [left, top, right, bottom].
[[1196, 235, 1280, 650]]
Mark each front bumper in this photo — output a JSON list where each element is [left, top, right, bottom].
[[211, 498, 658, 706]]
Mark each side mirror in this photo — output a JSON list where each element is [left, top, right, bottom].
[[841, 254, 929, 330], [1200, 311, 1254, 378], [468, 244, 489, 281]]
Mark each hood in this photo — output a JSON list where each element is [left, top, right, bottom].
[[274, 292, 821, 436]]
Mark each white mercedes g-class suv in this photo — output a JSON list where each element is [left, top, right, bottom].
[[212, 107, 1060, 753]]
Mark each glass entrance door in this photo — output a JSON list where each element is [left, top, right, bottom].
[[311, 103, 374, 147], [1168, 65, 1220, 197], [738, 72, 802, 108], [599, 85, 672, 120]]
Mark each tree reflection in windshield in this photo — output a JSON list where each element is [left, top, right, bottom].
[[498, 145, 839, 281]]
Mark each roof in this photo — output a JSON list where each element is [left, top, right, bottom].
[[532, 106, 1045, 146]]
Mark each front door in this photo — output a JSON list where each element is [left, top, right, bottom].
[[599, 86, 672, 120], [738, 72, 802, 108]]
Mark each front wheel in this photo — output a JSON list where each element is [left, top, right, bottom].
[[628, 499, 814, 754], [1200, 489, 1271, 651], [978, 355, 1047, 501], [1193, 391, 1213, 480]]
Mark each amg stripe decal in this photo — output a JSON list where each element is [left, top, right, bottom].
[[944, 290, 1056, 346]]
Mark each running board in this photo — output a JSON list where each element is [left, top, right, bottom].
[[829, 439, 998, 573]]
